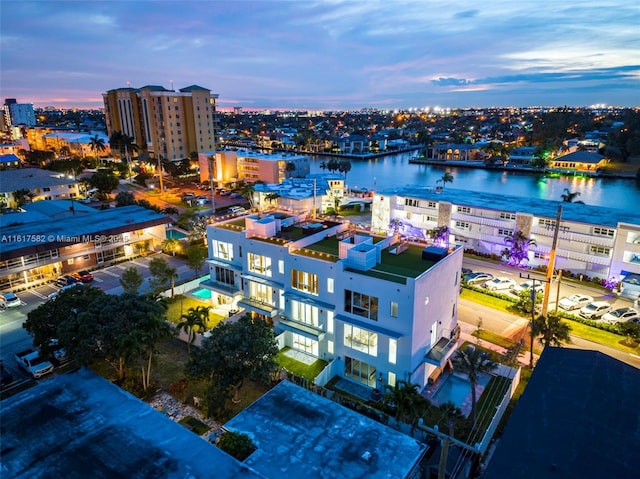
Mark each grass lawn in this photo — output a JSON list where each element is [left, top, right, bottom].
[[460, 288, 517, 313], [563, 318, 640, 354], [165, 295, 225, 330], [179, 416, 210, 435], [472, 330, 543, 356], [276, 347, 328, 381]]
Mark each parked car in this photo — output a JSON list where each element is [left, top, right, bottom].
[[227, 206, 247, 215], [464, 272, 494, 285], [602, 307, 640, 324], [579, 301, 612, 319], [73, 270, 94, 283], [196, 196, 210, 206], [558, 294, 593, 311], [511, 281, 543, 294], [0, 292, 21, 308], [181, 193, 196, 202], [482, 277, 517, 291], [461, 268, 472, 275]]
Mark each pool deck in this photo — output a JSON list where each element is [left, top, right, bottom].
[[422, 372, 490, 417]]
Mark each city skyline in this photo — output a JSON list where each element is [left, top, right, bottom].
[[1, 1, 639, 110]]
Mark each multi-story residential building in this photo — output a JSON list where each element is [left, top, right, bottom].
[[103, 84, 219, 161], [370, 186, 640, 297], [198, 149, 310, 185], [3, 98, 36, 128], [203, 211, 462, 390], [251, 175, 344, 214], [0, 168, 80, 206], [0, 202, 169, 290]]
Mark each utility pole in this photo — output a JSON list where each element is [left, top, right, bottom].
[[520, 273, 551, 368], [209, 97, 218, 217], [541, 205, 563, 316]]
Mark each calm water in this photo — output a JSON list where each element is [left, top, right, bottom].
[[310, 151, 640, 213]]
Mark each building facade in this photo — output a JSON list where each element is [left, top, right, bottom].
[[103, 84, 219, 161], [204, 212, 462, 390], [3, 98, 36, 128], [0, 168, 80, 206], [370, 186, 640, 293]]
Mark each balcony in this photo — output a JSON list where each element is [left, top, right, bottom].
[[237, 297, 278, 318], [425, 337, 458, 367], [278, 316, 325, 340]]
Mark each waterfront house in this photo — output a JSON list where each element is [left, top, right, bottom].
[[548, 150, 608, 175]]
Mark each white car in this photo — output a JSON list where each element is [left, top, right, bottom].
[[602, 307, 639, 324], [579, 301, 612, 319], [511, 281, 543, 294], [482, 277, 517, 291], [0, 292, 21, 308], [558, 294, 594, 311]]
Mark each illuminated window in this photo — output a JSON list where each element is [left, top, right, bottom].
[[590, 245, 611, 256], [390, 301, 398, 318], [327, 277, 334, 293], [327, 311, 334, 333], [291, 300, 319, 326], [344, 289, 378, 321], [500, 212, 516, 220], [291, 269, 318, 295], [388, 371, 396, 387], [278, 260, 284, 274], [248, 253, 272, 276], [389, 339, 397, 364], [455, 221, 470, 230], [344, 325, 377, 356], [593, 227, 614, 237], [212, 240, 233, 261], [328, 340, 334, 354]]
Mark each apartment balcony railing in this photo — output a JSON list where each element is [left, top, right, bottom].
[[531, 227, 615, 248], [451, 212, 515, 229]]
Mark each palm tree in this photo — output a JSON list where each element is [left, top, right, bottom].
[[531, 313, 572, 347], [452, 345, 497, 427], [89, 135, 106, 160], [161, 238, 180, 256], [502, 230, 537, 267], [560, 188, 584, 204], [437, 172, 454, 188], [437, 401, 465, 479], [138, 313, 174, 390], [240, 182, 256, 209], [265, 192, 280, 207], [177, 306, 209, 353], [383, 380, 426, 425], [338, 160, 352, 182], [319, 161, 328, 172]]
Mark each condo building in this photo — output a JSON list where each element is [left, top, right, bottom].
[[203, 211, 462, 391], [370, 186, 640, 298], [103, 84, 219, 161]]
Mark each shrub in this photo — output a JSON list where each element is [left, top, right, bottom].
[[217, 431, 256, 461]]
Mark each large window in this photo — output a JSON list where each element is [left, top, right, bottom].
[[291, 300, 319, 327], [344, 356, 376, 387], [344, 324, 377, 356], [292, 334, 318, 356], [248, 253, 272, 276], [344, 290, 378, 321], [212, 240, 233, 261], [248, 281, 273, 305], [214, 266, 235, 286], [291, 269, 319, 295], [389, 339, 397, 364]]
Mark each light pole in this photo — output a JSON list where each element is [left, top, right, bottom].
[[520, 273, 551, 368]]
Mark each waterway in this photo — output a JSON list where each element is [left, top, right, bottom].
[[309, 151, 640, 214]]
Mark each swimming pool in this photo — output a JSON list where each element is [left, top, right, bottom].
[[166, 229, 188, 240], [190, 288, 212, 300], [432, 373, 490, 408]]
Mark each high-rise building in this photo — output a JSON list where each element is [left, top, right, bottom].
[[3, 98, 36, 128], [102, 84, 219, 161]]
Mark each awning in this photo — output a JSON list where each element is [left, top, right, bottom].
[[334, 314, 403, 339], [284, 291, 335, 311], [278, 319, 325, 341], [237, 298, 279, 318], [241, 274, 284, 289], [207, 258, 243, 271]]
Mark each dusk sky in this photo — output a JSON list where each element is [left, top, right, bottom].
[[2, 1, 639, 110]]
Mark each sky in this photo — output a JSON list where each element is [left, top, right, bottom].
[[1, 1, 639, 110]]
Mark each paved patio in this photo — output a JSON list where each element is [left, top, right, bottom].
[[283, 348, 317, 365]]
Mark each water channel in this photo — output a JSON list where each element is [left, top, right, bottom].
[[309, 151, 640, 214]]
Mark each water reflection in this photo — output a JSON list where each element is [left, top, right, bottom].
[[309, 151, 639, 212]]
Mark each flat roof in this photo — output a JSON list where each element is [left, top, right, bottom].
[[378, 185, 639, 228], [0, 368, 263, 478], [0, 168, 77, 193], [484, 348, 640, 479], [225, 380, 427, 479]]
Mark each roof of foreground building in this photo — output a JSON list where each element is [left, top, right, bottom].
[[0, 368, 264, 479], [484, 347, 640, 479], [224, 380, 427, 479]]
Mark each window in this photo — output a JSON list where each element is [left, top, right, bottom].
[[212, 240, 233, 261], [427, 201, 436, 208], [498, 228, 512, 236], [405, 198, 419, 207], [593, 227, 614, 238], [278, 260, 284, 274], [328, 340, 334, 354], [388, 371, 396, 387], [249, 281, 273, 305], [390, 301, 398, 318], [214, 266, 234, 286], [539, 219, 556, 229], [291, 300, 319, 326], [327, 311, 334, 333], [248, 253, 272, 276], [43, 187, 51, 192], [590, 245, 611, 256], [344, 289, 378, 321], [458, 206, 471, 214], [327, 277, 334, 293], [292, 334, 318, 356], [291, 269, 318, 295], [344, 325, 377, 356], [455, 221, 470, 230], [389, 339, 397, 364], [500, 212, 516, 220], [344, 356, 376, 386]]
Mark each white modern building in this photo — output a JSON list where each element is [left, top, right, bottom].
[[370, 186, 640, 297], [203, 212, 463, 391]]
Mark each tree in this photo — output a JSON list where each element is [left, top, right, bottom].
[[338, 160, 352, 182], [240, 182, 256, 209], [90, 135, 106, 159], [531, 313, 572, 347], [502, 230, 536, 267], [427, 225, 450, 247], [501, 339, 525, 367], [437, 172, 454, 188], [264, 192, 280, 207], [319, 161, 328, 172], [161, 238, 181, 256], [12, 189, 34, 207], [177, 306, 209, 353], [115, 191, 136, 206], [560, 188, 585, 204], [217, 431, 256, 461], [88, 170, 119, 199], [452, 345, 497, 427], [389, 218, 403, 236], [383, 380, 429, 426], [285, 161, 296, 178], [135, 313, 174, 390], [119, 267, 144, 295], [437, 401, 465, 479], [148, 257, 178, 298], [327, 159, 339, 173], [187, 314, 279, 414], [186, 244, 207, 278]]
